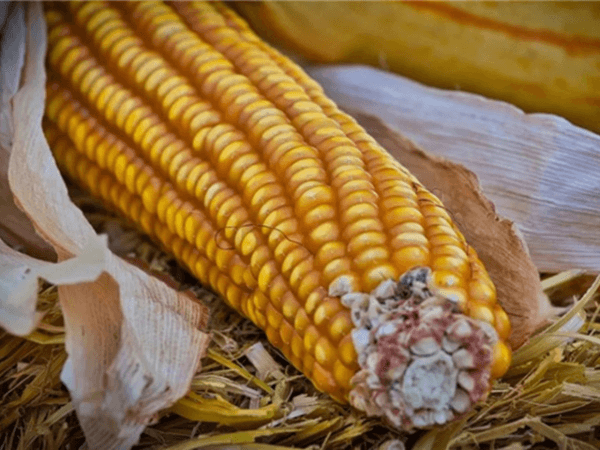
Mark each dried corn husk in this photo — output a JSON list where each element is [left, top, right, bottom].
[[0, 4, 210, 449]]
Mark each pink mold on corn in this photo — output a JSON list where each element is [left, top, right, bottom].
[[341, 267, 497, 430]]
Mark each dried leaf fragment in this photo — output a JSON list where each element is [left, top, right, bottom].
[[171, 392, 281, 426], [0, 234, 105, 335], [0, 1, 54, 260], [245, 342, 286, 381]]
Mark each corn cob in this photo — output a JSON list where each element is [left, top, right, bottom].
[[43, 1, 512, 430]]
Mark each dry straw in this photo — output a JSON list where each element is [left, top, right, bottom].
[[1, 2, 600, 450]]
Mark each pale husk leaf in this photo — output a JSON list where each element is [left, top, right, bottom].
[[0, 3, 10, 30], [0, 1, 53, 260], [0, 234, 104, 336], [309, 65, 600, 273]]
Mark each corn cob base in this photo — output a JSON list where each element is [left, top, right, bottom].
[[339, 269, 497, 429], [42, 0, 512, 431]]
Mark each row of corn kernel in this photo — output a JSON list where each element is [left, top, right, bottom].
[[209, 3, 497, 319], [46, 10, 289, 296]]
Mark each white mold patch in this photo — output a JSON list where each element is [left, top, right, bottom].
[[345, 267, 496, 430], [402, 352, 457, 410]]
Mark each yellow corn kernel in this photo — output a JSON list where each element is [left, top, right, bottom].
[[491, 341, 512, 379]]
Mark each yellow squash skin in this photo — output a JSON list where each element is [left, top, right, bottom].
[[235, 1, 600, 134]]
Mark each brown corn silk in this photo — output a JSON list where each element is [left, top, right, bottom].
[[42, 1, 511, 404]]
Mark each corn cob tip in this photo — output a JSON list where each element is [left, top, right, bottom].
[[341, 268, 497, 430]]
